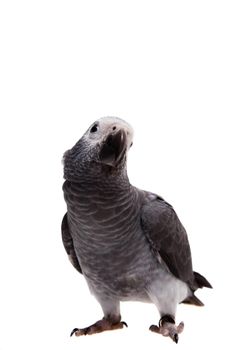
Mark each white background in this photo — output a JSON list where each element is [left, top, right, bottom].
[[0, 1, 232, 349]]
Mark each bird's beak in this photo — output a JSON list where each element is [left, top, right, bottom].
[[99, 130, 127, 167]]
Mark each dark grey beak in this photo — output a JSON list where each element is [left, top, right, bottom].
[[99, 130, 127, 167]]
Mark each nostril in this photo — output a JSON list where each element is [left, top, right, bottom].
[[112, 126, 116, 131]]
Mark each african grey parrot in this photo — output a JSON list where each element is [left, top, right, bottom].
[[62, 117, 212, 343]]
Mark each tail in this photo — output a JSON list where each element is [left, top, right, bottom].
[[182, 294, 204, 306], [182, 271, 212, 307], [194, 271, 213, 289]]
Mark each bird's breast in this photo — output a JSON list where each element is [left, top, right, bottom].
[[64, 181, 157, 300]]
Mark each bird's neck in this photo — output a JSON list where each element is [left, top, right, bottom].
[[66, 162, 131, 193], [63, 167, 140, 233], [64, 173, 132, 203]]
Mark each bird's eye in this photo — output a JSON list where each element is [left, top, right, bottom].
[[130, 142, 133, 148], [90, 124, 98, 133]]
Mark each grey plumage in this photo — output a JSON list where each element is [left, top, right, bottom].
[[62, 117, 212, 342]]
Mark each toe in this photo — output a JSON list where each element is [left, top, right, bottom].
[[177, 322, 184, 333], [149, 325, 160, 333]]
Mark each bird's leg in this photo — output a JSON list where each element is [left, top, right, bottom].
[[70, 299, 127, 337], [150, 315, 184, 343], [70, 315, 127, 337]]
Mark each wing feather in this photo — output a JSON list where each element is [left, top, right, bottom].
[[141, 194, 196, 288], [61, 213, 82, 274]]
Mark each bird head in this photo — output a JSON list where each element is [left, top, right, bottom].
[[63, 117, 134, 180]]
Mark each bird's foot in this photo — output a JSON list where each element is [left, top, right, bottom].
[[70, 317, 128, 337], [150, 315, 184, 343]]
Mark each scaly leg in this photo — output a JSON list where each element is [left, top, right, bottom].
[[70, 298, 127, 337], [70, 317, 127, 336]]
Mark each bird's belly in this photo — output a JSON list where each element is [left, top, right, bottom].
[[81, 253, 189, 305], [72, 217, 189, 304], [84, 268, 152, 302], [73, 218, 157, 301], [79, 249, 158, 302]]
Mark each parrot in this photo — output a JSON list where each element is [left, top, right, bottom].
[[62, 117, 212, 343]]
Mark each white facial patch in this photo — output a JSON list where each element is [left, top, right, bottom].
[[83, 116, 134, 151]]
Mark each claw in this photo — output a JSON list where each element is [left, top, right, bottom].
[[121, 321, 128, 328], [173, 333, 179, 344], [70, 328, 79, 337]]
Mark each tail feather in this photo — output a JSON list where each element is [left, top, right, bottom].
[[182, 294, 204, 306], [194, 271, 213, 289]]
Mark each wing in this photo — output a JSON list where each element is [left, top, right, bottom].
[[61, 213, 82, 274], [141, 193, 196, 289]]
